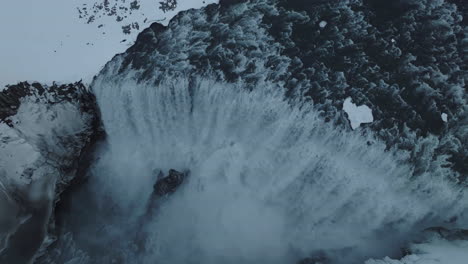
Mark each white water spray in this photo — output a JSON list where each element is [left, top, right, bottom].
[[85, 74, 467, 263]]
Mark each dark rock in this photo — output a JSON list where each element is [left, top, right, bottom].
[[219, 0, 247, 7], [424, 226, 468, 241], [153, 169, 189, 196], [159, 0, 178, 13], [298, 256, 329, 264]]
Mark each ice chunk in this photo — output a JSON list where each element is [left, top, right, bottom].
[[343, 97, 373, 130], [441, 113, 448, 122]]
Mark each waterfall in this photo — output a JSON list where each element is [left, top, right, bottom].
[[63, 74, 466, 264]]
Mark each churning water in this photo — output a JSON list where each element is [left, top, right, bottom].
[[48, 75, 467, 264]]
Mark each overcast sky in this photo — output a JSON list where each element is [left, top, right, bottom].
[[0, 0, 216, 88]]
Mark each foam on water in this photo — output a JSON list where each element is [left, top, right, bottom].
[[85, 74, 467, 263]]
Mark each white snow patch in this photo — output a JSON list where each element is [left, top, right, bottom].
[[441, 113, 448, 122], [319, 20, 327, 28], [0, 0, 217, 88], [343, 97, 373, 129]]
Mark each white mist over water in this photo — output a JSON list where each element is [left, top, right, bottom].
[[86, 74, 467, 263]]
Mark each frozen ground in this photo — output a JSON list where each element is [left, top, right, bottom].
[[0, 0, 217, 88]]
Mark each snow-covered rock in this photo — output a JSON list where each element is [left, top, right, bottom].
[[0, 82, 101, 263]]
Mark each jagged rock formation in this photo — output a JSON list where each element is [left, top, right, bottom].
[[141, 169, 188, 221], [0, 82, 101, 263]]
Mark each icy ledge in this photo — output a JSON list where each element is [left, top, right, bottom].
[[0, 82, 101, 263]]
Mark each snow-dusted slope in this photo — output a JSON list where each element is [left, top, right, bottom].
[[0, 82, 101, 263]]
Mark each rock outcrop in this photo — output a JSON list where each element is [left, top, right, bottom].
[[0, 82, 101, 263], [153, 169, 188, 197]]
